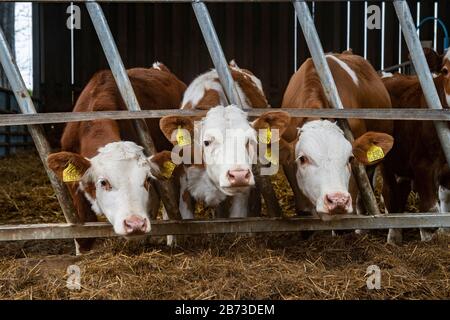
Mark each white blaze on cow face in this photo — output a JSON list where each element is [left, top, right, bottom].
[[80, 141, 155, 236], [294, 120, 354, 218], [199, 105, 257, 196]]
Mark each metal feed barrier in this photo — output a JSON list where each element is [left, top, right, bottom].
[[1, 0, 450, 243]]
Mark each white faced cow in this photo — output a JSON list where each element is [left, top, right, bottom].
[[47, 64, 186, 253], [160, 105, 289, 219], [279, 51, 394, 220]]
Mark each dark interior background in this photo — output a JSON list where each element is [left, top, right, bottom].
[[32, 1, 450, 147]]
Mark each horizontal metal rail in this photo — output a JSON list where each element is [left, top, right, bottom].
[[379, 60, 412, 73], [1, 108, 449, 127], [0, 213, 449, 241]]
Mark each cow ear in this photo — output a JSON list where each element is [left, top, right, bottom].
[[352, 132, 394, 166], [252, 111, 291, 143], [148, 151, 179, 180], [47, 152, 91, 182], [160, 116, 194, 146]]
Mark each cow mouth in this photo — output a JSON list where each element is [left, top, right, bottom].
[[220, 185, 252, 196]]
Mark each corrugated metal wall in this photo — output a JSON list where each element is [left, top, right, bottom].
[[33, 1, 450, 147]]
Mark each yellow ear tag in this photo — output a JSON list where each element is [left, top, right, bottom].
[[264, 146, 278, 165], [176, 126, 191, 147], [366, 144, 384, 163], [261, 127, 272, 144], [161, 160, 176, 179], [63, 163, 81, 182]]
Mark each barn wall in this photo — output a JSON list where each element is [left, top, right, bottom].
[[33, 1, 449, 147]]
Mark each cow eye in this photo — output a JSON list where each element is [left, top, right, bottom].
[[348, 155, 355, 163], [442, 67, 449, 76], [204, 140, 211, 147], [299, 155, 308, 165], [99, 178, 112, 191]]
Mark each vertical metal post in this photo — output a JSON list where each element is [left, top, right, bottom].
[[192, 1, 242, 107], [0, 27, 79, 224], [293, 0, 381, 216], [86, 2, 181, 220], [394, 0, 450, 167], [192, 1, 282, 217]]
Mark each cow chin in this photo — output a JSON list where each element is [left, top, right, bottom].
[[220, 185, 253, 196], [315, 201, 354, 221]]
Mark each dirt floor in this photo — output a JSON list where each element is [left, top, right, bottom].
[[0, 152, 449, 300]]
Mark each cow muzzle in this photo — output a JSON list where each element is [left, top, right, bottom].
[[226, 169, 252, 187], [323, 192, 352, 215], [123, 215, 149, 235]]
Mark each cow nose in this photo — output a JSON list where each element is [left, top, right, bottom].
[[123, 215, 148, 234], [324, 192, 352, 214], [227, 169, 251, 187]]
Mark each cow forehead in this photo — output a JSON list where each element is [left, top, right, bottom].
[[202, 105, 254, 133], [296, 120, 352, 161], [88, 141, 150, 179]]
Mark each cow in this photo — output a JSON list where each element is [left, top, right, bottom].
[[181, 60, 268, 110], [381, 51, 450, 243], [46, 62, 187, 254], [275, 51, 394, 221], [160, 61, 285, 221]]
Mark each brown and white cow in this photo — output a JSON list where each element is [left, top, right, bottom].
[[181, 60, 268, 110], [160, 62, 284, 220], [277, 51, 394, 221], [381, 51, 450, 243], [47, 63, 186, 253]]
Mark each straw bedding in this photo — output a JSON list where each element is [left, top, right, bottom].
[[0, 152, 449, 300]]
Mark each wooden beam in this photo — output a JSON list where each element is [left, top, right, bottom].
[[1, 213, 450, 241]]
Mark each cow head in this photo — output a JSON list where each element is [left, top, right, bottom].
[[48, 141, 174, 236], [161, 105, 288, 197], [441, 51, 450, 107], [281, 119, 393, 220]]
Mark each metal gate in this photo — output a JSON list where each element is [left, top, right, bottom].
[[1, 0, 450, 243]]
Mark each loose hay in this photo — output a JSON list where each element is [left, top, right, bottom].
[[0, 153, 449, 300]]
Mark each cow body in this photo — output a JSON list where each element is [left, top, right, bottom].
[[47, 63, 186, 253], [181, 61, 268, 110], [280, 52, 393, 219], [162, 62, 273, 220], [382, 67, 450, 243]]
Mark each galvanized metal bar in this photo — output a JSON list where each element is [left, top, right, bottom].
[[394, 0, 450, 167], [0, 26, 79, 225], [3, 108, 450, 127], [86, 1, 181, 220], [293, 0, 381, 216], [192, 1, 243, 107], [86, 1, 156, 154], [1, 213, 450, 241]]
